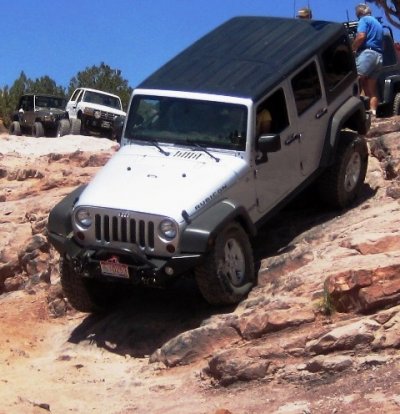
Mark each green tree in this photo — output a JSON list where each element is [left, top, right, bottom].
[[28, 75, 66, 97], [68, 62, 132, 110], [0, 71, 30, 127]]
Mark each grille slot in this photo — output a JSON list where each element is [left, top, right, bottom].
[[95, 214, 155, 249], [100, 111, 116, 121]]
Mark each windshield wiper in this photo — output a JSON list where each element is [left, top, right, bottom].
[[185, 139, 220, 163], [148, 139, 170, 156]]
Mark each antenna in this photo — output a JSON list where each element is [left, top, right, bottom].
[[293, 0, 296, 18]]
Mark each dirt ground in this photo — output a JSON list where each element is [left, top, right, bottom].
[[1, 286, 400, 414]]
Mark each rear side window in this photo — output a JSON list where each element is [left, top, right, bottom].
[[291, 62, 322, 115], [321, 35, 355, 99]]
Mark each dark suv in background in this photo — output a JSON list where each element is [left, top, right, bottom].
[[9, 94, 69, 137], [345, 20, 400, 116]]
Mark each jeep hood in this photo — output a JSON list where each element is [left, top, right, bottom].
[[82, 102, 126, 116], [76, 144, 246, 220]]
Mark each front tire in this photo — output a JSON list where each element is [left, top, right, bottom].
[[393, 92, 400, 116], [9, 121, 22, 136], [60, 258, 120, 313], [317, 132, 368, 209], [32, 121, 44, 138], [194, 222, 255, 305]]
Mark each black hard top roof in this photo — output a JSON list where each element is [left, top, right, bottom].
[[138, 16, 346, 101]]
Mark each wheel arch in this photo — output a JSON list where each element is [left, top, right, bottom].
[[382, 75, 400, 104], [180, 200, 256, 254], [320, 96, 369, 168], [47, 185, 87, 254]]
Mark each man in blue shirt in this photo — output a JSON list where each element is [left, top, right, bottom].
[[352, 3, 383, 115]]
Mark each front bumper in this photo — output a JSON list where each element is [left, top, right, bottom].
[[49, 231, 204, 286]]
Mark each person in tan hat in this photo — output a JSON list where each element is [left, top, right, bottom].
[[297, 7, 312, 19]]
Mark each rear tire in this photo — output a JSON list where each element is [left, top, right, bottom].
[[317, 132, 368, 209], [194, 222, 255, 305], [32, 121, 44, 138], [9, 121, 22, 136], [56, 119, 70, 137]]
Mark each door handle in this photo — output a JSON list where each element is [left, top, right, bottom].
[[285, 133, 301, 145], [316, 107, 328, 119]]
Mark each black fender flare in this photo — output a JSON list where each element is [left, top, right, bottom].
[[382, 75, 400, 103], [180, 200, 256, 254], [321, 96, 368, 167], [47, 185, 86, 254]]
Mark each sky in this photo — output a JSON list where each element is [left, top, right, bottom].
[[1, 0, 395, 93]]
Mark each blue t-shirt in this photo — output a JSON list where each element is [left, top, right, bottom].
[[357, 15, 383, 53]]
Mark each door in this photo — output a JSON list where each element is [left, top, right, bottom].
[[255, 86, 302, 214], [66, 89, 83, 119], [290, 60, 330, 177], [19, 95, 35, 128]]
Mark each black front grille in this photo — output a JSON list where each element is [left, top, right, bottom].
[[100, 111, 116, 121], [95, 214, 154, 248]]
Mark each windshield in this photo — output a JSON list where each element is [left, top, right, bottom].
[[82, 91, 122, 110], [35, 96, 66, 109], [125, 95, 248, 151]]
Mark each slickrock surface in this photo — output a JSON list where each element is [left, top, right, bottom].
[[0, 117, 399, 413]]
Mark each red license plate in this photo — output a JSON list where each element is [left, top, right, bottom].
[[100, 261, 129, 279]]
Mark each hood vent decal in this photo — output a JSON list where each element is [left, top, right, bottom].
[[173, 151, 203, 160]]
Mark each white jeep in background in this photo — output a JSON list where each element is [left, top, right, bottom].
[[64, 87, 126, 140]]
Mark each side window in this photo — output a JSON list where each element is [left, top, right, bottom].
[[77, 90, 84, 103], [70, 89, 81, 102], [26, 96, 34, 111], [321, 35, 355, 98], [291, 62, 322, 116], [256, 88, 289, 137]]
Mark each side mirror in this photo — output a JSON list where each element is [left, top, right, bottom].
[[257, 133, 281, 153]]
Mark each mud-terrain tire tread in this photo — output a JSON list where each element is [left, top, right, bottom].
[[60, 258, 101, 313], [56, 119, 70, 137], [393, 91, 400, 116], [317, 131, 368, 209], [9, 121, 22, 136], [60, 258, 122, 313], [32, 121, 44, 138], [194, 222, 255, 305]]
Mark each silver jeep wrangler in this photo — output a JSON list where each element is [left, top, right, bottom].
[[48, 16, 370, 312]]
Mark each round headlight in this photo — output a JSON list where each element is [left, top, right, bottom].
[[94, 110, 101, 119], [159, 219, 177, 239], [75, 208, 92, 228]]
